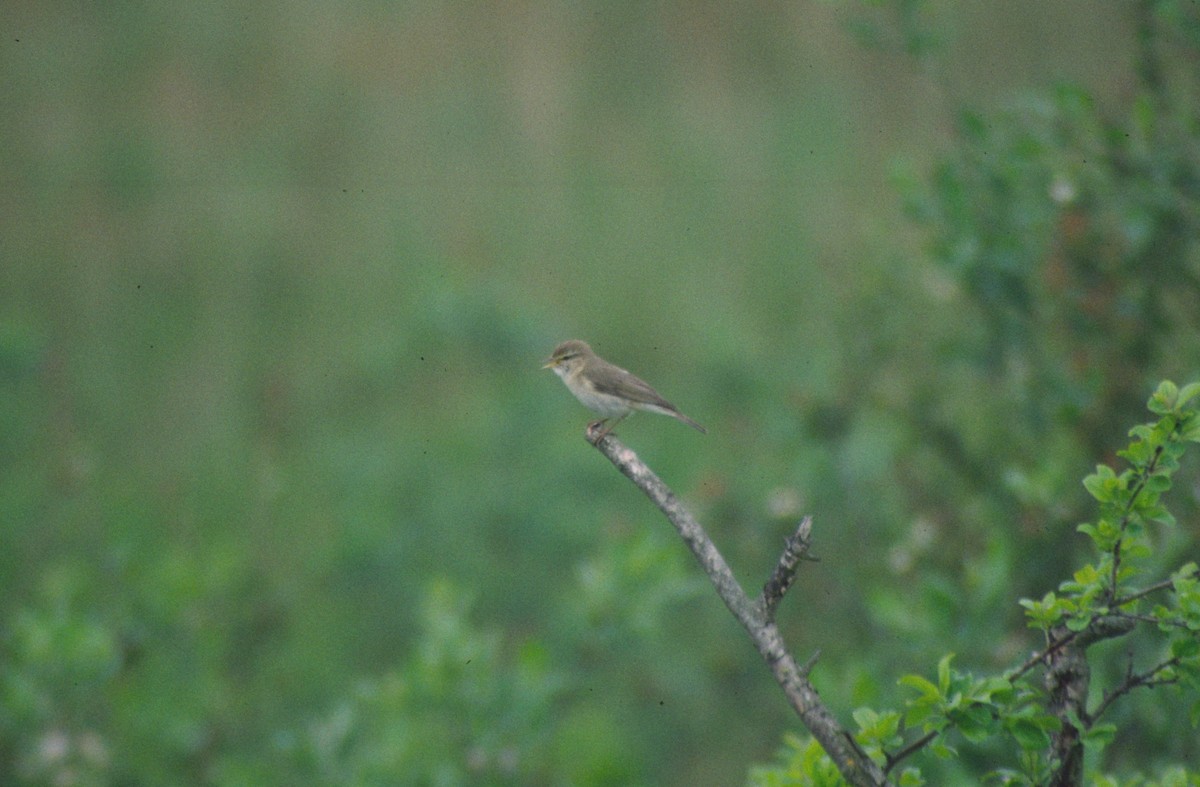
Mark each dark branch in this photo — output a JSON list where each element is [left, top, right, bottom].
[[1044, 625, 1089, 787], [761, 515, 817, 621], [1008, 614, 1137, 684], [1073, 615, 1138, 649], [1040, 615, 1137, 786], [1113, 565, 1200, 608], [1008, 631, 1079, 682], [1106, 443, 1164, 606], [884, 730, 938, 776], [1089, 656, 1181, 724]]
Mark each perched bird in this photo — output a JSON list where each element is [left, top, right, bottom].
[[542, 339, 706, 440]]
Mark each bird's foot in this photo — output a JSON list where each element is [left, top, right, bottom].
[[586, 420, 614, 444]]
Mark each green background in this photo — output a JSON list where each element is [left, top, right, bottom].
[[2, 1, 1196, 784]]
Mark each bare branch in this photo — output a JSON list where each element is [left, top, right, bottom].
[[1113, 565, 1200, 608], [589, 432, 890, 787], [1089, 656, 1181, 723], [884, 730, 938, 776], [1008, 614, 1137, 684], [799, 649, 822, 678], [761, 515, 817, 621], [1105, 443, 1164, 606], [1008, 631, 1079, 682]]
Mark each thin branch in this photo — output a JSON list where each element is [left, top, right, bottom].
[[1110, 612, 1173, 626], [1106, 443, 1164, 605], [884, 730, 938, 776], [1008, 630, 1079, 682], [799, 649, 822, 679], [1113, 565, 1200, 608], [1008, 613, 1138, 684], [761, 515, 817, 621], [1089, 656, 1181, 724], [588, 431, 891, 787]]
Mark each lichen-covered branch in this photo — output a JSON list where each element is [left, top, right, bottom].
[[588, 430, 889, 787]]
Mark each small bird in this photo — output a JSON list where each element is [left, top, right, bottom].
[[542, 339, 706, 441]]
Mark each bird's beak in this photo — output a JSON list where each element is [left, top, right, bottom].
[[541, 357, 558, 369]]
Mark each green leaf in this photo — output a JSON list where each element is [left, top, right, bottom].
[[973, 676, 1014, 703], [853, 707, 901, 747], [852, 707, 876, 729], [1144, 506, 1177, 528], [904, 701, 935, 728], [1077, 518, 1120, 550], [1127, 423, 1155, 441], [929, 738, 956, 759], [1144, 473, 1174, 494], [937, 653, 954, 694], [1071, 564, 1101, 586], [1020, 592, 1068, 629], [899, 674, 942, 701], [1173, 562, 1199, 586], [1009, 718, 1051, 750], [1081, 722, 1116, 749], [954, 703, 996, 742], [1149, 381, 1179, 414], [1176, 381, 1200, 408], [1082, 465, 1118, 502], [1171, 636, 1200, 659], [1180, 415, 1200, 443], [1065, 613, 1092, 632]]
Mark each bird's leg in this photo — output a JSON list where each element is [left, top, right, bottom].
[[586, 419, 608, 443], [588, 412, 628, 443]]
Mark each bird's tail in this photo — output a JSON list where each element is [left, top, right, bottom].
[[672, 410, 707, 434]]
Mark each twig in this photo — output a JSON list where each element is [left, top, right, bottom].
[[799, 649, 822, 678], [1007, 630, 1079, 683], [1106, 444, 1163, 606], [589, 432, 891, 787], [1008, 613, 1138, 684], [884, 730, 938, 775], [761, 515, 817, 621], [1113, 566, 1200, 608], [1089, 656, 1181, 724]]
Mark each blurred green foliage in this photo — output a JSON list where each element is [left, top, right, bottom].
[[753, 381, 1200, 783], [1, 0, 1198, 785]]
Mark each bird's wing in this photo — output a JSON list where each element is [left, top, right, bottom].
[[591, 363, 679, 411]]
